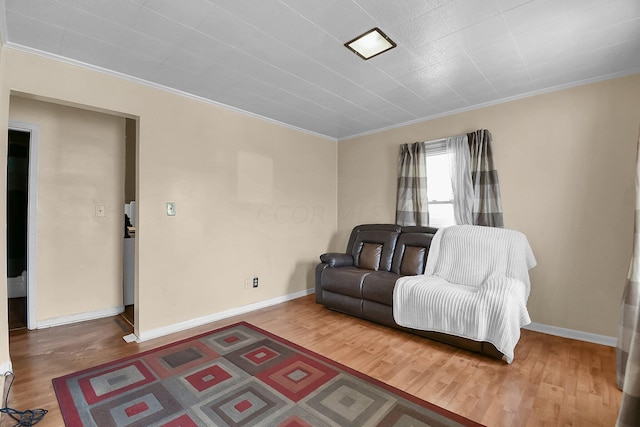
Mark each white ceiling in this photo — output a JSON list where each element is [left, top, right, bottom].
[[1, 0, 639, 140]]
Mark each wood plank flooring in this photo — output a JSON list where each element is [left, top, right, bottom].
[[3, 295, 621, 426]]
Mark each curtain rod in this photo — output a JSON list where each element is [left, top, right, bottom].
[[423, 134, 466, 145]]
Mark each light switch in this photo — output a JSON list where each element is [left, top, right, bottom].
[[95, 205, 105, 217], [166, 202, 176, 216]]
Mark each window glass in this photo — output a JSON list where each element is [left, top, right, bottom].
[[426, 150, 456, 227]]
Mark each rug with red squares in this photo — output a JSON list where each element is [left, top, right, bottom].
[[52, 322, 484, 426]]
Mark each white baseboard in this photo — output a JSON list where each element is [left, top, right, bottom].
[[523, 322, 617, 347], [0, 361, 13, 375], [136, 288, 314, 343], [36, 306, 125, 329], [24, 292, 615, 350]]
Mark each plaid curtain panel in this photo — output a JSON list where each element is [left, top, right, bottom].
[[616, 128, 640, 426], [396, 142, 429, 226], [467, 130, 504, 227]]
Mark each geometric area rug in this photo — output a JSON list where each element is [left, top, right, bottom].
[[52, 322, 485, 426]]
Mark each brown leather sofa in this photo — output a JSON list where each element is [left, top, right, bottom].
[[315, 224, 504, 360]]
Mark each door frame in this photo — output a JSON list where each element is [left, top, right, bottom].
[[8, 120, 39, 330]]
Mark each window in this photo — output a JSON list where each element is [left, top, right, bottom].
[[397, 131, 502, 229], [425, 141, 456, 227]]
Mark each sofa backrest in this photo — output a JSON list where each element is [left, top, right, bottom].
[[347, 224, 401, 272], [391, 226, 439, 275]]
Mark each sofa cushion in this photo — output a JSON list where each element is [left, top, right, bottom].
[[400, 246, 427, 276], [359, 243, 382, 270], [361, 271, 399, 305], [352, 230, 400, 271], [321, 266, 370, 299], [391, 231, 434, 275]]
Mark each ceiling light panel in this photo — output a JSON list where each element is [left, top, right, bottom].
[[345, 27, 396, 60]]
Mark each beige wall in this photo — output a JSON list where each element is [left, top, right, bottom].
[[9, 96, 126, 321], [124, 118, 136, 203], [0, 47, 337, 366], [339, 74, 640, 337]]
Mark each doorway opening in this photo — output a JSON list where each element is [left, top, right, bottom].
[[7, 129, 30, 330], [121, 118, 136, 327]]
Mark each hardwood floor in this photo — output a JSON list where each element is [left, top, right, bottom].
[[3, 295, 621, 426]]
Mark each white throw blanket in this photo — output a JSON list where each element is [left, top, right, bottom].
[[393, 225, 537, 363]]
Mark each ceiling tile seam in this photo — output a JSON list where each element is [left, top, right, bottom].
[[246, 92, 347, 130], [402, 3, 502, 46], [577, 17, 640, 50], [462, 50, 499, 95], [60, 28, 121, 65], [352, 0, 436, 20], [496, 0, 536, 14], [499, 10, 533, 81], [3, 6, 71, 54], [52, 0, 73, 28], [112, 40, 163, 77], [71, 6, 161, 56], [2, 43, 338, 141], [218, 0, 420, 122], [74, 1, 143, 26], [585, 36, 640, 55], [7, 1, 74, 29], [242, 80, 371, 129], [339, 66, 640, 142], [135, 7, 194, 64], [41, 19, 66, 56], [377, 81, 440, 115], [2, 7, 65, 27], [366, 50, 442, 110], [140, 3, 207, 30], [403, 1, 447, 23], [439, 79, 471, 108], [68, 6, 132, 47], [277, 0, 368, 46]]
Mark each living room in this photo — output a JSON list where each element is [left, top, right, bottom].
[[1, 1, 639, 425]]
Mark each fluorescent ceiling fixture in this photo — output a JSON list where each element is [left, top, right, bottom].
[[344, 27, 396, 60]]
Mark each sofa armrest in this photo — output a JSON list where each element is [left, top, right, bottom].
[[315, 263, 329, 304], [319, 252, 354, 267]]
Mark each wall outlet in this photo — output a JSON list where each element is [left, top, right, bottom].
[[252, 277, 259, 288]]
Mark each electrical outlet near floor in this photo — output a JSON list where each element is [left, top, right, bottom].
[[252, 277, 259, 288]]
